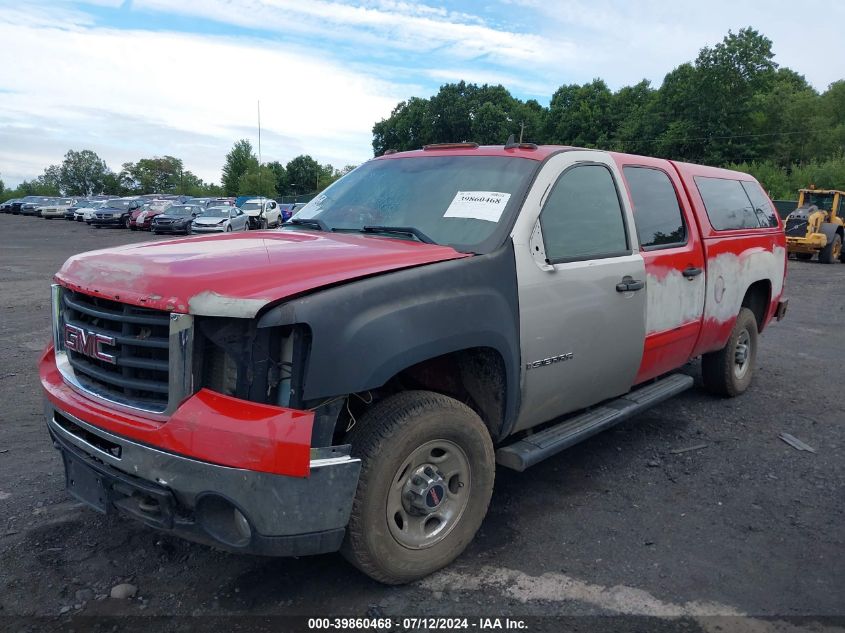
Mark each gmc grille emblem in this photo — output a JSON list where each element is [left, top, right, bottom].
[[63, 323, 117, 365]]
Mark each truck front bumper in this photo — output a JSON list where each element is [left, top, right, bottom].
[[41, 346, 361, 557]]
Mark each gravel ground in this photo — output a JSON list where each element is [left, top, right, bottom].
[[0, 213, 843, 632]]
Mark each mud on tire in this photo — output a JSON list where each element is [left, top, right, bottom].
[[341, 390, 495, 585], [701, 307, 758, 397]]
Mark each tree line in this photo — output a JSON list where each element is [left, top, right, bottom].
[[372, 28, 845, 199], [0, 142, 353, 202]]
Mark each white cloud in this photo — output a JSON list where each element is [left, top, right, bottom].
[[520, 0, 845, 90], [1, 0, 841, 187], [133, 0, 577, 69], [0, 8, 407, 186]]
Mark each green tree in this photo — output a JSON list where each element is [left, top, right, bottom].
[[101, 171, 124, 196], [59, 149, 109, 196], [0, 172, 5, 196], [39, 164, 63, 194], [285, 155, 323, 195], [120, 156, 184, 193], [266, 160, 288, 196], [546, 79, 615, 147], [221, 140, 258, 195], [237, 165, 278, 198]]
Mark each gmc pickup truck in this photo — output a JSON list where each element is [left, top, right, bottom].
[[40, 143, 787, 584]]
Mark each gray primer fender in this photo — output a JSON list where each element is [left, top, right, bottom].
[[257, 241, 521, 437]]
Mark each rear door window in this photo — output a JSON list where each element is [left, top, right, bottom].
[[740, 181, 779, 227], [623, 167, 687, 249], [695, 177, 768, 230]]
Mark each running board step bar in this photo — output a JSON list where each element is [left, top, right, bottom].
[[496, 373, 694, 472]]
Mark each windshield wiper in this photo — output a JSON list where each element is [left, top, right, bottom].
[[287, 217, 331, 231], [361, 225, 436, 244]]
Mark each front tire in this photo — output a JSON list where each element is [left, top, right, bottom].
[[702, 307, 758, 397], [819, 233, 842, 264], [341, 391, 495, 585]]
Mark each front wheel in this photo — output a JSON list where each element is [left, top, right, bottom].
[[123, 216, 131, 229], [225, 224, 232, 232], [341, 391, 495, 585], [819, 234, 842, 264], [702, 307, 758, 397]]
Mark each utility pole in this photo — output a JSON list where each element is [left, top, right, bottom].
[[257, 100, 262, 197]]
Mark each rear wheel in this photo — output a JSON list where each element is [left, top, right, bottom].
[[341, 391, 495, 584], [702, 307, 758, 397], [819, 233, 842, 264]]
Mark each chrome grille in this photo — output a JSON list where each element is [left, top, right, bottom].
[[52, 285, 194, 414]]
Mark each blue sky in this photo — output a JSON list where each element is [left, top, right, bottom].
[[1, 0, 842, 188]]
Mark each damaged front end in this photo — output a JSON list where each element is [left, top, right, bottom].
[[42, 283, 361, 556]]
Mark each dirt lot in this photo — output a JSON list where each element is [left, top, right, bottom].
[[0, 213, 843, 631]]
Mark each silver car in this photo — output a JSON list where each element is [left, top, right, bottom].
[[39, 198, 77, 219], [191, 205, 250, 233]]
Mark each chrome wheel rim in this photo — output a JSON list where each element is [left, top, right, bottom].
[[734, 329, 751, 379], [386, 439, 471, 550]]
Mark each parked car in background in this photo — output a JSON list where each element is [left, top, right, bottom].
[[20, 196, 54, 216], [77, 200, 110, 223], [89, 198, 143, 229], [130, 199, 174, 231], [241, 197, 281, 229], [10, 196, 39, 214], [190, 205, 249, 233], [64, 200, 90, 220], [151, 204, 203, 235], [280, 202, 307, 223], [1, 198, 21, 213], [235, 195, 258, 207], [184, 197, 215, 209], [40, 198, 77, 219]]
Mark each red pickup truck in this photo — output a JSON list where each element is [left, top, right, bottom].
[[40, 144, 787, 584]]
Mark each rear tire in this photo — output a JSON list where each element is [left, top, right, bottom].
[[702, 307, 758, 397], [819, 233, 842, 264], [341, 390, 495, 585]]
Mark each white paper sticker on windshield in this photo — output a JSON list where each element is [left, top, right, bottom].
[[444, 191, 511, 222]]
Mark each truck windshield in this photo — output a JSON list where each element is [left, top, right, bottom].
[[291, 156, 537, 253]]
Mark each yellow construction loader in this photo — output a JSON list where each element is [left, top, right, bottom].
[[784, 188, 845, 263]]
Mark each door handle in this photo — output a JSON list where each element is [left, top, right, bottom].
[[616, 276, 645, 292], [682, 266, 703, 278]]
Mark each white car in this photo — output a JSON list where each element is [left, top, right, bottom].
[[77, 200, 110, 222], [240, 198, 281, 229], [191, 205, 250, 233], [38, 198, 77, 219]]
